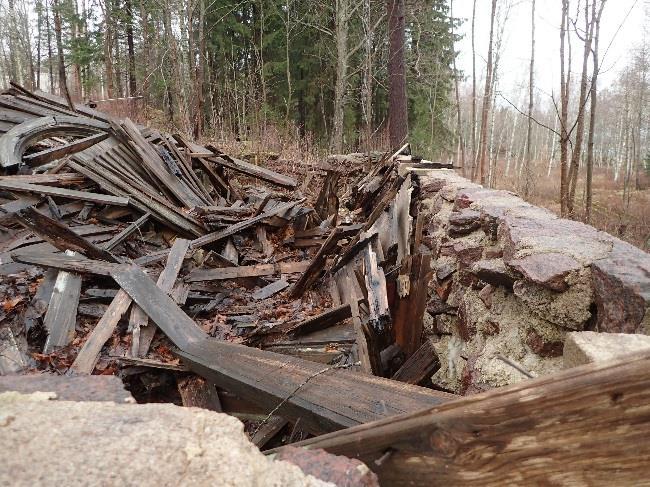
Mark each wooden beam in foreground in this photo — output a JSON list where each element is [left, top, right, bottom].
[[280, 350, 650, 486], [109, 264, 453, 436]]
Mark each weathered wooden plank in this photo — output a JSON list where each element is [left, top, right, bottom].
[[134, 238, 190, 357], [67, 289, 132, 375], [11, 252, 119, 276], [22, 132, 109, 166], [363, 244, 390, 332], [252, 279, 289, 300], [0, 173, 85, 186], [185, 261, 310, 282], [103, 213, 150, 251], [110, 264, 453, 436], [211, 154, 298, 188], [0, 180, 129, 206], [15, 207, 120, 263], [283, 349, 650, 486], [251, 417, 288, 449], [391, 253, 432, 358], [391, 338, 439, 385], [42, 250, 82, 353], [289, 227, 342, 298], [137, 199, 304, 265], [286, 304, 352, 338], [177, 375, 222, 412]]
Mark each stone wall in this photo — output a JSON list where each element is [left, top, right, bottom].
[[413, 169, 650, 395]]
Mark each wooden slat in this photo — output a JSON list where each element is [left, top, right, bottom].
[[67, 289, 132, 375], [0, 180, 129, 207], [42, 250, 82, 353], [211, 154, 298, 188], [391, 339, 439, 385], [22, 133, 109, 166], [103, 213, 150, 251], [286, 304, 352, 337], [185, 261, 310, 282], [134, 238, 190, 357], [11, 252, 119, 276], [289, 227, 342, 298]]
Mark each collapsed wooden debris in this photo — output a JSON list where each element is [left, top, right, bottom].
[[2, 81, 647, 485]]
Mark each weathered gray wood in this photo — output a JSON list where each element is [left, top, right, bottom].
[[11, 252, 119, 276], [22, 132, 109, 166], [286, 304, 352, 338], [138, 199, 304, 265], [289, 227, 342, 298], [252, 279, 289, 300], [43, 250, 82, 353], [67, 289, 132, 375], [0, 180, 129, 207], [211, 154, 298, 188], [134, 238, 190, 357], [103, 213, 150, 251], [251, 417, 288, 449], [186, 261, 310, 282]]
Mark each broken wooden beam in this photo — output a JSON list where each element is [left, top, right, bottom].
[[282, 349, 650, 486], [289, 227, 342, 298], [22, 132, 109, 166], [391, 339, 439, 385], [103, 212, 150, 251], [109, 264, 453, 435], [42, 250, 82, 353], [15, 207, 121, 263], [11, 251, 119, 276], [210, 153, 298, 188]]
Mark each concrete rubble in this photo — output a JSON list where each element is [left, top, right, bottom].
[[0, 391, 336, 487], [563, 331, 650, 368]]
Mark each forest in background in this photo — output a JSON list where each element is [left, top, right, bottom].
[[0, 0, 648, 248]]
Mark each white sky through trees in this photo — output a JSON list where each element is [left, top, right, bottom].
[[453, 0, 646, 99]]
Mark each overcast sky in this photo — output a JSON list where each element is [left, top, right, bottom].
[[452, 0, 646, 99]]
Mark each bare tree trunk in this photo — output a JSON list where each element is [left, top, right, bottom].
[[523, 0, 536, 198], [387, 0, 408, 149], [586, 1, 606, 223], [477, 0, 497, 185], [470, 0, 477, 178], [52, 0, 74, 109], [46, 0, 55, 92], [104, 0, 114, 99], [559, 0, 570, 216], [331, 0, 350, 153], [451, 0, 465, 173], [361, 0, 374, 154], [568, 0, 596, 217], [125, 0, 137, 96]]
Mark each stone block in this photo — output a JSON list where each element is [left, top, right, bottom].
[[563, 331, 650, 369]]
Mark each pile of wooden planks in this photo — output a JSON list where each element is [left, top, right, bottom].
[[0, 84, 450, 453]]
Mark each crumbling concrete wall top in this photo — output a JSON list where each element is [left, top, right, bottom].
[[413, 169, 650, 395]]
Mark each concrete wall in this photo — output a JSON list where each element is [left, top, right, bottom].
[[415, 169, 650, 395]]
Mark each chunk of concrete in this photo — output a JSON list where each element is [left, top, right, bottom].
[[0, 393, 332, 487], [563, 331, 650, 369]]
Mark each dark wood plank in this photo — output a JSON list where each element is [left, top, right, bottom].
[[252, 279, 289, 300], [11, 251, 119, 276], [288, 227, 342, 298], [251, 417, 288, 449], [15, 207, 120, 263], [177, 374, 222, 411], [103, 212, 150, 251], [391, 338, 439, 385], [134, 238, 190, 357], [391, 253, 432, 357], [286, 304, 352, 338]]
